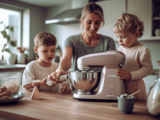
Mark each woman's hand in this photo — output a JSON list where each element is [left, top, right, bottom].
[[117, 68, 131, 80], [48, 67, 68, 83], [59, 84, 72, 94]]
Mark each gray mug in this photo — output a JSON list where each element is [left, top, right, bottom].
[[117, 96, 135, 114]]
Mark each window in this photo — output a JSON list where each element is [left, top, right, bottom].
[[0, 8, 21, 55]]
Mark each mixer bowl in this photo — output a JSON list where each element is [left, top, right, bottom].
[[69, 71, 100, 94]]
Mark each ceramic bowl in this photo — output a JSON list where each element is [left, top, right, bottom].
[[117, 96, 135, 114]]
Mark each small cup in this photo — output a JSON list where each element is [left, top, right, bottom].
[[117, 96, 135, 114], [155, 29, 160, 36]]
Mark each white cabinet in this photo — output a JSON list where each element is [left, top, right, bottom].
[[98, 0, 160, 41], [97, 0, 126, 40], [127, 0, 160, 40], [152, 0, 160, 37]]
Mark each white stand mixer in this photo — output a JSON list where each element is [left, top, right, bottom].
[[73, 50, 126, 100]]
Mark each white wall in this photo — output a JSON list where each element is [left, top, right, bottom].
[[45, 2, 81, 49], [45, 0, 126, 49], [45, 0, 160, 70], [45, 23, 81, 49]]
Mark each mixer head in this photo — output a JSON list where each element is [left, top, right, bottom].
[[77, 50, 125, 70]]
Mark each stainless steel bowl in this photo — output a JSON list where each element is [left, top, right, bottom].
[[69, 71, 100, 94]]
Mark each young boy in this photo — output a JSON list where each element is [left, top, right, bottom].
[[113, 13, 153, 100], [22, 32, 71, 94]]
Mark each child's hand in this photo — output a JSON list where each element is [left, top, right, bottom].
[[32, 78, 56, 87], [32, 80, 42, 87], [48, 69, 68, 83], [42, 77, 56, 87], [117, 68, 131, 80], [59, 84, 72, 94]]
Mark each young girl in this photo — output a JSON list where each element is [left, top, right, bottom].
[[22, 32, 71, 94], [113, 13, 153, 100]]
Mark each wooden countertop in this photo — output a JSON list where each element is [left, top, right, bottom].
[[0, 88, 159, 120]]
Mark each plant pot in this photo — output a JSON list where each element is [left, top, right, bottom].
[[17, 53, 25, 64], [4, 52, 16, 65]]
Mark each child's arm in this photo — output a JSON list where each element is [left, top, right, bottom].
[[130, 48, 153, 80], [59, 80, 72, 94], [23, 77, 55, 90], [22, 62, 37, 89], [59, 84, 72, 94], [117, 47, 153, 81], [23, 82, 34, 90], [23, 80, 42, 90]]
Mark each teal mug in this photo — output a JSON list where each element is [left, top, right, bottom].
[[117, 96, 135, 114]]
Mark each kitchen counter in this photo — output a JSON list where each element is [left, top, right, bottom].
[[0, 88, 159, 120], [0, 64, 26, 70]]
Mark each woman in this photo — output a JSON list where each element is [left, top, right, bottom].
[[49, 2, 116, 82]]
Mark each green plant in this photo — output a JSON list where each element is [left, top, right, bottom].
[[0, 21, 17, 53]]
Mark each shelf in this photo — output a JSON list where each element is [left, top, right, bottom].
[[153, 17, 160, 20], [139, 36, 160, 41], [152, 0, 160, 36], [0, 64, 26, 70], [150, 36, 160, 39], [114, 37, 160, 41]]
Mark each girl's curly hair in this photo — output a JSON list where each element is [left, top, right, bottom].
[[113, 13, 144, 38]]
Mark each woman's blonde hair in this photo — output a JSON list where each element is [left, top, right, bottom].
[[113, 13, 144, 37], [81, 2, 105, 26], [34, 32, 57, 47]]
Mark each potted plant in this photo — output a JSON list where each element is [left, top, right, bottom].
[[0, 21, 17, 65]]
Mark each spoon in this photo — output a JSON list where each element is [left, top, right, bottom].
[[128, 90, 140, 98]]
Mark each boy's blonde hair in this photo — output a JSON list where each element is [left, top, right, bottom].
[[34, 32, 57, 47], [113, 13, 144, 37], [81, 2, 105, 26]]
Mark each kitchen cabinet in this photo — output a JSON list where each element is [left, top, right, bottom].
[[127, 0, 152, 40], [152, 0, 160, 37], [128, 0, 160, 40], [97, 0, 126, 40]]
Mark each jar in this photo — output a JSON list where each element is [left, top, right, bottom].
[[147, 79, 160, 116], [155, 29, 160, 36], [147, 63, 160, 116]]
